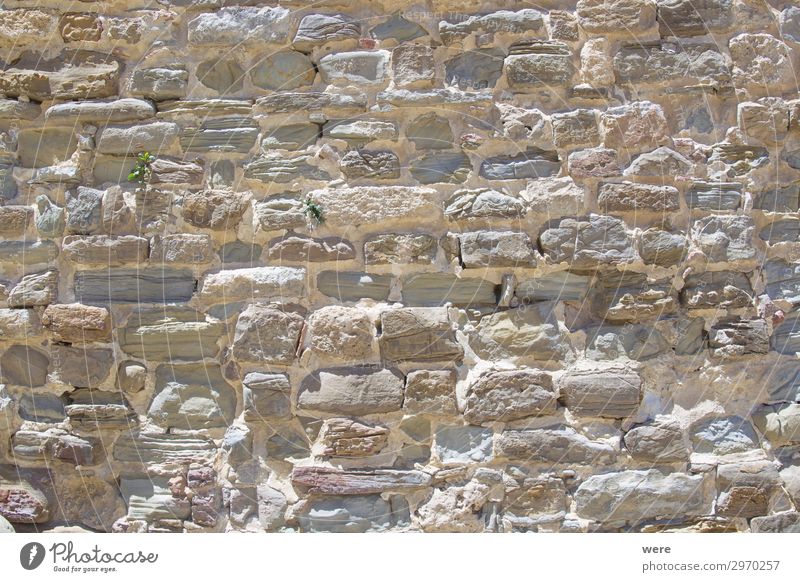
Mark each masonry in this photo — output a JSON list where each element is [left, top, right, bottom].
[[0, 0, 799, 533]]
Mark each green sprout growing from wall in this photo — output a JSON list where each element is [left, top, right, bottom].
[[127, 151, 156, 184], [304, 197, 325, 228]]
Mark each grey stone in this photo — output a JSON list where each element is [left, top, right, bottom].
[[299, 495, 408, 532], [692, 215, 756, 262], [50, 346, 113, 388], [250, 51, 315, 91], [187, 6, 290, 46], [598, 182, 680, 213], [297, 367, 404, 415], [340, 149, 400, 180], [324, 120, 396, 144], [624, 418, 689, 462], [0, 98, 40, 120], [505, 41, 574, 89], [402, 273, 497, 307], [464, 369, 557, 423], [559, 368, 642, 418], [35, 196, 65, 239], [181, 117, 258, 153], [574, 469, 708, 523], [62, 235, 148, 265], [0, 240, 58, 265], [371, 13, 426, 42], [709, 318, 769, 357], [459, 231, 537, 268], [149, 364, 236, 430], [151, 234, 213, 264], [539, 215, 636, 270], [292, 13, 360, 52], [45, 98, 154, 123], [66, 187, 103, 235], [613, 41, 730, 89], [480, 148, 560, 180], [657, 0, 733, 36], [149, 157, 203, 185], [497, 427, 617, 464], [710, 143, 770, 174], [376, 88, 493, 108], [243, 372, 291, 421], [781, 6, 800, 43], [317, 271, 392, 302], [120, 477, 190, 521], [319, 51, 388, 85], [515, 271, 592, 302], [639, 228, 687, 266], [17, 393, 66, 423], [577, 0, 657, 33], [97, 122, 178, 156], [119, 307, 223, 362], [244, 154, 330, 183], [0, 345, 49, 387], [754, 183, 800, 213], [751, 511, 800, 533], [74, 268, 195, 304], [116, 361, 146, 393], [471, 304, 568, 361], [752, 404, 800, 447], [445, 49, 504, 91], [12, 429, 94, 465], [434, 426, 493, 464], [196, 58, 244, 94], [129, 67, 188, 100], [254, 92, 367, 116], [772, 313, 800, 355], [585, 324, 670, 361], [261, 123, 319, 151], [219, 241, 262, 264], [0, 164, 15, 201], [404, 369, 457, 415], [232, 305, 304, 365], [364, 233, 436, 265], [379, 308, 462, 363], [113, 432, 216, 465], [17, 127, 78, 169], [681, 271, 752, 309], [760, 219, 800, 244], [406, 113, 453, 150], [7, 270, 58, 307], [691, 416, 759, 455], [624, 146, 693, 180], [0, 308, 41, 340], [410, 152, 470, 184], [765, 259, 800, 303], [444, 189, 525, 220]]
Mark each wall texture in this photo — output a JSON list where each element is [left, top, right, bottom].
[[1, 0, 800, 533]]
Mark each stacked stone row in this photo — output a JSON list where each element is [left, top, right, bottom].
[[0, 1, 799, 533]]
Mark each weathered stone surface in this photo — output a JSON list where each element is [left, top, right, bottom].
[[113, 432, 216, 465], [729, 34, 795, 93], [404, 370, 457, 415], [434, 426, 493, 464], [681, 271, 752, 309], [613, 42, 730, 89], [752, 511, 800, 533], [568, 147, 620, 179], [459, 231, 537, 268], [591, 272, 677, 323], [120, 477, 190, 521], [188, 6, 290, 46], [319, 51, 389, 85], [149, 364, 236, 430], [0, 205, 32, 236], [472, 304, 568, 361], [261, 123, 319, 151], [0, 308, 42, 340], [74, 268, 195, 304], [480, 148, 560, 180], [444, 189, 525, 220], [297, 367, 404, 415], [445, 49, 504, 91], [299, 495, 408, 532], [624, 418, 689, 462], [251, 51, 315, 91], [402, 273, 497, 307], [410, 152, 470, 184], [292, 13, 360, 52], [754, 183, 800, 213], [119, 307, 222, 361], [505, 41, 574, 89], [243, 373, 291, 421], [181, 117, 258, 153], [585, 323, 670, 361], [624, 147, 692, 180], [600, 101, 670, 154], [364, 233, 436, 265], [201, 267, 304, 303], [317, 271, 391, 302], [752, 404, 800, 447], [50, 345, 113, 388], [598, 182, 680, 213], [392, 44, 435, 88], [268, 234, 355, 263], [515, 271, 592, 302], [308, 306, 373, 361], [691, 215, 756, 262], [97, 122, 179, 155], [379, 308, 462, 363], [464, 369, 557, 423], [254, 92, 366, 116], [129, 67, 188, 100], [0, 476, 50, 524], [560, 368, 642, 418], [292, 466, 430, 495], [340, 149, 400, 180], [232, 305, 304, 365], [760, 219, 800, 245], [317, 418, 389, 458], [12, 429, 94, 465], [325, 120, 396, 143], [497, 427, 616, 465], [62, 235, 148, 265], [66, 388, 135, 430], [439, 9, 545, 44], [639, 228, 686, 266], [576, 0, 656, 33], [539, 215, 636, 269], [765, 260, 800, 304], [657, 0, 733, 36], [17, 393, 65, 423], [42, 303, 110, 343], [574, 470, 709, 523], [196, 59, 244, 94], [690, 416, 759, 455], [7, 270, 58, 307], [0, 345, 49, 387], [310, 186, 438, 226], [709, 318, 769, 358], [244, 154, 330, 183]]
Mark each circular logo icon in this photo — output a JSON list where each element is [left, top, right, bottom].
[[20, 542, 45, 570]]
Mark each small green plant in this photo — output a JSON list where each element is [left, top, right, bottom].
[[303, 197, 325, 227], [127, 151, 156, 184]]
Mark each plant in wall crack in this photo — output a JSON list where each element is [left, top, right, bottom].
[[127, 151, 156, 184], [303, 196, 325, 228]]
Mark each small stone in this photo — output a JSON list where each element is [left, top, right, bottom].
[[317, 271, 391, 302], [267, 234, 355, 263], [297, 367, 404, 415], [116, 361, 146, 393], [364, 233, 436, 265], [50, 345, 113, 388], [307, 306, 373, 361], [639, 228, 686, 266], [379, 308, 462, 363], [319, 51, 389, 85], [149, 364, 236, 430], [250, 51, 315, 91], [464, 369, 557, 424], [292, 14, 361, 53], [243, 372, 291, 420], [434, 426, 493, 464], [497, 427, 616, 465], [66, 187, 103, 235], [709, 318, 769, 358], [196, 59, 244, 94], [559, 367, 642, 418], [691, 215, 756, 262], [182, 190, 249, 230], [150, 234, 213, 264], [404, 370, 457, 415], [505, 41, 574, 89], [317, 418, 389, 458], [129, 67, 188, 100], [232, 305, 304, 365], [624, 418, 689, 462], [392, 45, 434, 88], [0, 345, 49, 387]]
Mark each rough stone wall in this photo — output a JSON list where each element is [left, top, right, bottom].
[[0, 0, 800, 534]]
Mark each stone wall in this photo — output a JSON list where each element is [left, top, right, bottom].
[[1, 0, 800, 534]]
